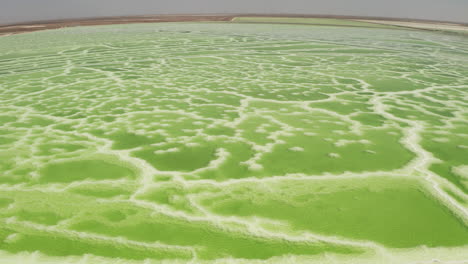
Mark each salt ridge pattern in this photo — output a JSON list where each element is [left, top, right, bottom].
[[0, 23, 467, 263]]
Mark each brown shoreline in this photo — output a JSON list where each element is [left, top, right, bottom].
[[0, 15, 235, 36], [1, 14, 467, 36]]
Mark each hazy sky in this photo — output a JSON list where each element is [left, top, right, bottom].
[[1, 0, 467, 25]]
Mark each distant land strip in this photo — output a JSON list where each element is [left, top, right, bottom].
[[1, 14, 467, 36]]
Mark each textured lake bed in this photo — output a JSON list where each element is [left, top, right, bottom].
[[0, 22, 467, 263]]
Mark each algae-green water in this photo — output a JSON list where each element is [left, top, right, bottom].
[[0, 21, 467, 263]]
